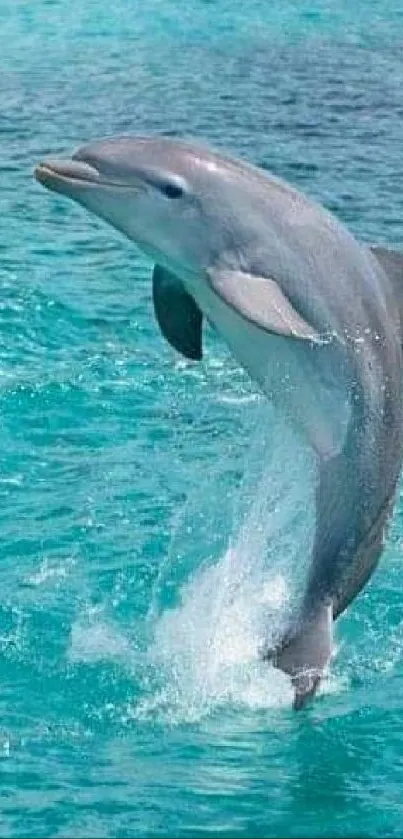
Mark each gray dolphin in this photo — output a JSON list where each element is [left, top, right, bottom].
[[34, 136, 403, 708]]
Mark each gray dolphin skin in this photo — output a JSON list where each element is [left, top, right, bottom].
[[34, 136, 403, 709]]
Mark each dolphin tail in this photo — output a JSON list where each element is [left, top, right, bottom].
[[263, 600, 333, 710]]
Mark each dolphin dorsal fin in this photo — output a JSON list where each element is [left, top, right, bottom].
[[208, 268, 321, 342], [370, 245, 403, 329], [152, 265, 203, 360]]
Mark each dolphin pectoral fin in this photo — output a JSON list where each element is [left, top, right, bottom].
[[207, 269, 321, 341], [152, 265, 203, 360], [264, 600, 333, 710]]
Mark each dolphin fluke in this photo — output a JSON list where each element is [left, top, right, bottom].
[[264, 600, 333, 709]]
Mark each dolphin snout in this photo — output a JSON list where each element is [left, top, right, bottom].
[[34, 159, 100, 194]]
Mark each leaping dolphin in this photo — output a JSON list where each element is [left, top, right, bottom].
[[34, 136, 403, 708]]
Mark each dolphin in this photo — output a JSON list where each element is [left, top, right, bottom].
[[34, 136, 403, 708]]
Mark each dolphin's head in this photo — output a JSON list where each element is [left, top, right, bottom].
[[35, 135, 243, 274]]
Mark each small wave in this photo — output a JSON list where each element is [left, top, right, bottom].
[[24, 556, 76, 587]]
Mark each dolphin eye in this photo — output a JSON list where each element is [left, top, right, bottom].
[[161, 182, 184, 199]]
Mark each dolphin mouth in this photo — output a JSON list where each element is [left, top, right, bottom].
[[34, 159, 101, 188], [34, 159, 140, 193]]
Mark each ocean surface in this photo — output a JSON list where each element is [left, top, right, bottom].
[[2, 0, 403, 836]]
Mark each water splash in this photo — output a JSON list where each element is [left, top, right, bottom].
[[142, 403, 318, 721]]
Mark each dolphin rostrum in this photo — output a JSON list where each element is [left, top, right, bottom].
[[34, 136, 403, 708]]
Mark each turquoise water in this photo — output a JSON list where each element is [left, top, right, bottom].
[[2, 0, 403, 836]]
